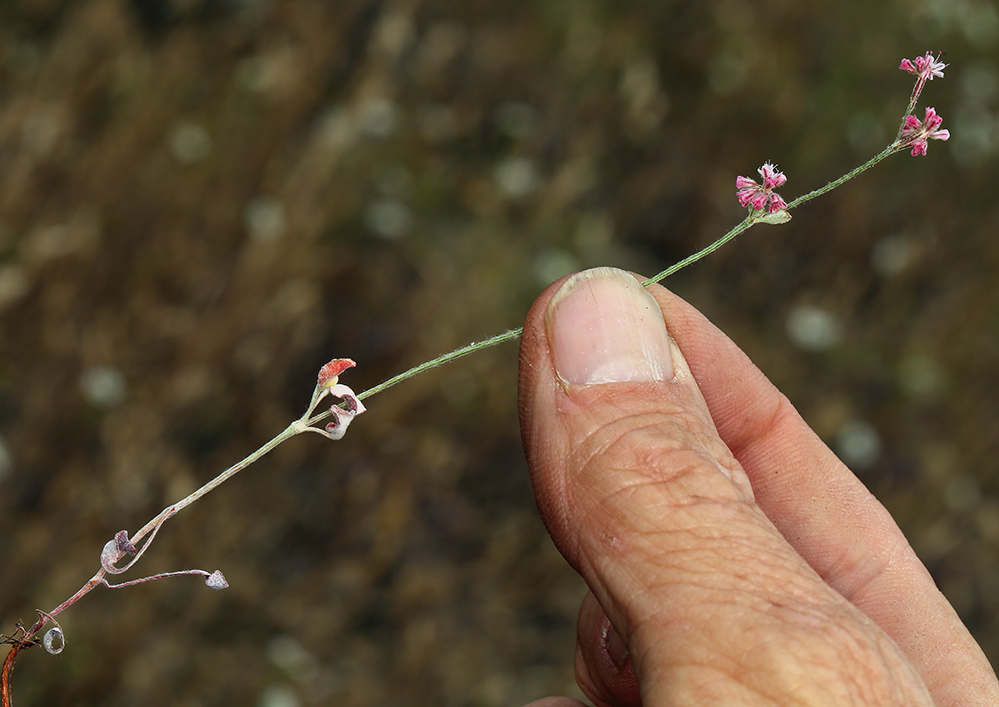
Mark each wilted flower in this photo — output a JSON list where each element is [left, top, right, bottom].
[[304, 358, 366, 440], [101, 530, 139, 574], [320, 384, 366, 440], [899, 106, 950, 156], [736, 162, 788, 214]]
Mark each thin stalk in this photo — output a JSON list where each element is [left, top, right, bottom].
[[353, 328, 523, 402], [128, 423, 299, 547], [643, 215, 755, 287], [1, 638, 25, 707], [785, 144, 902, 211], [20, 421, 304, 641], [348, 217, 763, 403]]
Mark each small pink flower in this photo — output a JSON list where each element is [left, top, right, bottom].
[[900, 52, 947, 81], [736, 162, 788, 214], [899, 106, 950, 156]]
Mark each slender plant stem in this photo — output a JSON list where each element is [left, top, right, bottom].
[[643, 215, 755, 287], [1, 638, 23, 707], [354, 328, 523, 401], [25, 576, 103, 636], [128, 423, 299, 547], [19, 421, 304, 642], [785, 144, 901, 211], [348, 217, 766, 401]]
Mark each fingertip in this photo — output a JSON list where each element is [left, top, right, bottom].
[[546, 268, 673, 385], [518, 268, 754, 570]]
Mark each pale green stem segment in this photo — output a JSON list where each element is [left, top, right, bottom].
[[642, 214, 755, 287], [27, 421, 303, 638], [785, 143, 902, 211], [356, 329, 523, 401]]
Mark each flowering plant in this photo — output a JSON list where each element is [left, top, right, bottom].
[[0, 50, 952, 706]]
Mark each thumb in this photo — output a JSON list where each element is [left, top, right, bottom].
[[518, 267, 932, 706]]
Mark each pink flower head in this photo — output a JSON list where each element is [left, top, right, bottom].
[[899, 106, 950, 156], [900, 52, 947, 82], [736, 162, 788, 214]]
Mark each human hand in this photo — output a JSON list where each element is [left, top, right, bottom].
[[517, 267, 999, 706]]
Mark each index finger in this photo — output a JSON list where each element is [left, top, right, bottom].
[[646, 284, 999, 707]]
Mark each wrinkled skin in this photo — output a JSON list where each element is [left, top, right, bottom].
[[517, 268, 999, 707]]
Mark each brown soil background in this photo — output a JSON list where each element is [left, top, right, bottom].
[[2, 1, 999, 705]]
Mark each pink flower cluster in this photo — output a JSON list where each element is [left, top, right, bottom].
[[733, 51, 953, 211], [736, 162, 788, 214], [897, 52, 950, 156], [900, 52, 947, 82], [899, 106, 950, 156]]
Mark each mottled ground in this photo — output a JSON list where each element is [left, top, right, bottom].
[[2, 1, 999, 705]]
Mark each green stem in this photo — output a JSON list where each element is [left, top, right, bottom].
[[356, 328, 523, 401], [643, 215, 755, 287], [351, 217, 760, 401], [128, 423, 300, 547], [784, 144, 901, 211]]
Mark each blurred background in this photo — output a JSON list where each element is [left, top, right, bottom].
[[1, 0, 998, 705]]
